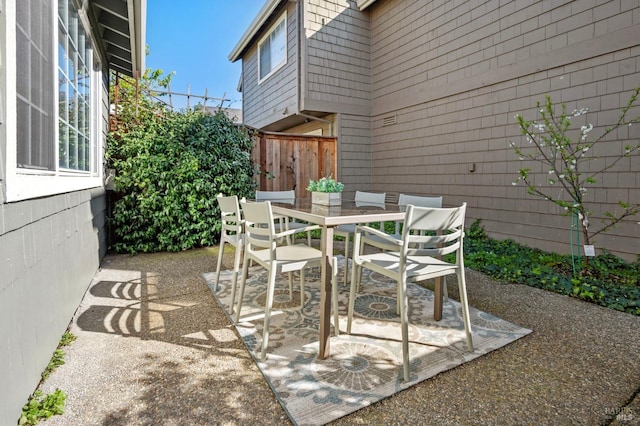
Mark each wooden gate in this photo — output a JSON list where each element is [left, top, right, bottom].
[[251, 131, 337, 199]]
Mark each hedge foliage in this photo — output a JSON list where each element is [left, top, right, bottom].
[[107, 110, 255, 253], [461, 220, 640, 315]]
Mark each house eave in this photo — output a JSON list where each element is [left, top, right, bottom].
[[356, 0, 378, 10], [90, 0, 147, 77], [129, 0, 147, 77]]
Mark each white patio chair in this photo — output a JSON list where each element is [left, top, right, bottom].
[[361, 194, 443, 250], [346, 203, 473, 382], [395, 194, 443, 234], [335, 191, 386, 287], [357, 194, 444, 296], [256, 190, 313, 245], [235, 200, 339, 361], [214, 193, 245, 314]]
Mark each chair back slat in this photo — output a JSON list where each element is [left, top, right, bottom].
[[354, 191, 387, 230], [241, 201, 276, 250], [255, 190, 295, 204], [402, 203, 466, 257], [398, 194, 443, 210], [216, 194, 243, 237], [405, 239, 461, 257], [354, 190, 386, 207], [396, 194, 443, 234]]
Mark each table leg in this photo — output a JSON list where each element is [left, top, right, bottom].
[[433, 276, 443, 321], [318, 225, 334, 359]]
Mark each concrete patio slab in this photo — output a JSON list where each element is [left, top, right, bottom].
[[39, 247, 640, 425]]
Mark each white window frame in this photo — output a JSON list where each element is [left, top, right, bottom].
[[4, 0, 103, 202], [258, 11, 287, 84]]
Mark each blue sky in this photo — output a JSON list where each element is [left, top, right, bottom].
[[145, 1, 266, 110]]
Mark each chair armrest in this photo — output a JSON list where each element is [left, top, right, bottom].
[[274, 224, 321, 240], [356, 225, 402, 248]]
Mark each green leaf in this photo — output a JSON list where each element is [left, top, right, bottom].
[[108, 109, 256, 253]]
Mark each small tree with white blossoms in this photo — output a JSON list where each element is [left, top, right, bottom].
[[510, 87, 640, 272]]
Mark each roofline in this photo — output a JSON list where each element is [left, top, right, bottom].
[[356, 0, 377, 10], [229, 0, 377, 63], [228, 0, 284, 62], [129, 0, 147, 77]]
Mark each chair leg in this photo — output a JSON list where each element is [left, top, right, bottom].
[[234, 251, 251, 323], [343, 234, 350, 288], [307, 231, 312, 246], [332, 257, 340, 336], [228, 245, 242, 314], [260, 267, 278, 361], [433, 276, 443, 321], [285, 224, 293, 245], [288, 272, 294, 300], [280, 218, 292, 245], [443, 276, 449, 301], [346, 260, 361, 334], [399, 278, 410, 382], [214, 240, 225, 293], [456, 271, 474, 352], [356, 238, 365, 293], [299, 268, 306, 309]]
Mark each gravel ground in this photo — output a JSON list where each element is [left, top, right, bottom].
[[38, 245, 640, 426]]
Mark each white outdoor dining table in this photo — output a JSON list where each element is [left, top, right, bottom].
[[270, 197, 407, 359]]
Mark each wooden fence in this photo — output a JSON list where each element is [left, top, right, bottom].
[[251, 131, 337, 199]]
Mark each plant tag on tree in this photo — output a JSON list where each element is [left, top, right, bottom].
[[583, 245, 595, 257]]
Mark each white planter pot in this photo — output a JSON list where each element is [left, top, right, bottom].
[[311, 191, 342, 206], [311, 204, 342, 216]]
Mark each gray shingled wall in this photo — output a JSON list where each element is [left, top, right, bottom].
[[368, 0, 640, 260]]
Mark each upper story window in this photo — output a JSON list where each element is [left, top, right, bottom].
[[9, 0, 102, 201], [258, 11, 287, 82]]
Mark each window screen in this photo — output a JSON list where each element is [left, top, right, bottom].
[[259, 14, 286, 81]]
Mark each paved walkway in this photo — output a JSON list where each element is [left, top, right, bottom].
[[40, 247, 640, 425]]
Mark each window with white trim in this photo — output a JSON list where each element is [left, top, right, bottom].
[[258, 11, 287, 82], [10, 0, 101, 201], [16, 0, 55, 170], [57, 0, 94, 171]]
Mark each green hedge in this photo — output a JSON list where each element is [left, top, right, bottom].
[[107, 110, 255, 253]]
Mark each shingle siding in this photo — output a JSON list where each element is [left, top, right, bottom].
[[242, 3, 299, 129], [368, 0, 640, 260], [239, 0, 639, 260], [0, 188, 106, 425], [371, 1, 639, 113], [304, 0, 371, 112], [301, 1, 373, 191], [1, 44, 110, 426], [336, 113, 373, 196]]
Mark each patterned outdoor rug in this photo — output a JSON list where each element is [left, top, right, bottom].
[[204, 256, 531, 425]]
